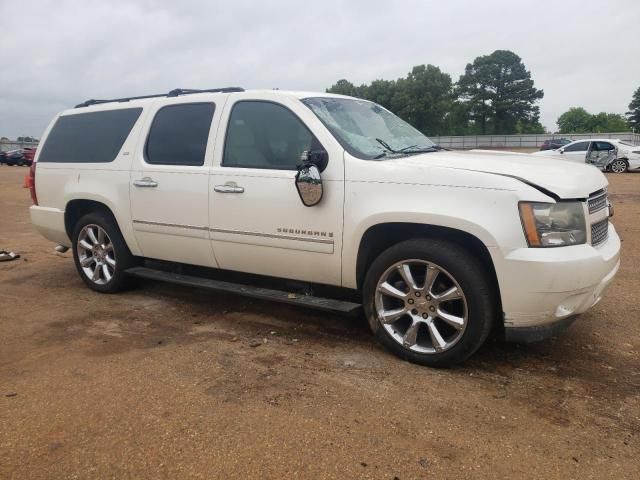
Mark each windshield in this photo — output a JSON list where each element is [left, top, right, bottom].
[[302, 97, 436, 159]]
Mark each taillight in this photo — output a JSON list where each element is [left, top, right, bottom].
[[27, 162, 38, 205]]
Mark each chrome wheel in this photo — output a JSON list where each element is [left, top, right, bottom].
[[76, 224, 116, 285], [374, 260, 468, 354], [610, 160, 627, 173]]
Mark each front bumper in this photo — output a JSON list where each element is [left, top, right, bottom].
[[504, 315, 579, 343], [495, 223, 620, 340]]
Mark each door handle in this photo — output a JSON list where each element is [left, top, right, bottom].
[[133, 177, 158, 188], [214, 184, 244, 193]]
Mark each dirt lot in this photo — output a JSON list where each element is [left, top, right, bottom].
[[1, 166, 638, 479]]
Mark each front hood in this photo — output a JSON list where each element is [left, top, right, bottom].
[[385, 150, 607, 198]]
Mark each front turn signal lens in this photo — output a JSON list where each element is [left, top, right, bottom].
[[518, 203, 541, 247]]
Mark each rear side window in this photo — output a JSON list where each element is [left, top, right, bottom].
[[145, 103, 215, 166], [593, 141, 614, 151], [39, 108, 142, 163]]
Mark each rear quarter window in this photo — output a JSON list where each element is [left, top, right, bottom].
[[38, 108, 142, 163]]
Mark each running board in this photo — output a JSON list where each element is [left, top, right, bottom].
[[125, 266, 361, 314]]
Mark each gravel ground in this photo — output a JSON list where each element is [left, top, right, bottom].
[[1, 165, 638, 479]]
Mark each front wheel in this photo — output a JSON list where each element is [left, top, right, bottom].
[[610, 159, 628, 173], [363, 239, 497, 367], [72, 212, 136, 293]]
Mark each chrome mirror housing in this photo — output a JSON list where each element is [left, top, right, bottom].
[[295, 163, 323, 207]]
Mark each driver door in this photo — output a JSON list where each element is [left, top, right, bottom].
[[560, 140, 591, 162], [208, 95, 345, 286]]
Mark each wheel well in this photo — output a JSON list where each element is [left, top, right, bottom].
[[355, 222, 502, 307], [64, 200, 116, 239]]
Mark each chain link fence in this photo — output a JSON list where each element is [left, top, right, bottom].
[[0, 139, 39, 152], [432, 132, 640, 150]]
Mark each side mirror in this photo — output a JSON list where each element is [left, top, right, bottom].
[[295, 163, 323, 207], [300, 149, 329, 171], [559, 149, 564, 154]]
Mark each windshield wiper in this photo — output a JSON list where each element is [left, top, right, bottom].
[[399, 146, 439, 154], [376, 138, 401, 154], [397, 144, 418, 152], [374, 139, 440, 159]]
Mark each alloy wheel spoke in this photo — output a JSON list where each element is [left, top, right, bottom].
[[402, 319, 422, 347], [427, 320, 447, 352], [102, 264, 112, 282], [80, 256, 94, 267], [434, 286, 462, 303], [397, 264, 418, 291], [79, 239, 93, 251], [423, 266, 440, 295], [92, 264, 101, 281], [105, 255, 116, 267], [97, 227, 105, 244], [379, 282, 408, 300], [436, 307, 465, 330], [87, 227, 99, 245], [380, 307, 408, 324], [103, 243, 114, 253]]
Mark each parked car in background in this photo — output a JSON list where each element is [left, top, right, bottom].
[[3, 149, 26, 166], [539, 138, 571, 151], [532, 138, 640, 173], [22, 147, 37, 166], [0, 150, 7, 165]]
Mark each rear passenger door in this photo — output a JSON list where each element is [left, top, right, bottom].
[[129, 100, 221, 267], [587, 141, 617, 168]]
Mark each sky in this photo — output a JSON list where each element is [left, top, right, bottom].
[[1, 0, 639, 139]]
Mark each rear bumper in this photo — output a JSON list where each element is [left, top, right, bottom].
[[30, 206, 70, 246], [497, 223, 620, 336]]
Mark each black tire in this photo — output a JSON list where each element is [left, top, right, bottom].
[[609, 159, 628, 174], [363, 238, 497, 368], [71, 211, 136, 293]]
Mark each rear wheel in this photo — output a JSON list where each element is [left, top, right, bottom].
[[72, 212, 136, 293], [363, 238, 496, 367], [610, 159, 628, 173]]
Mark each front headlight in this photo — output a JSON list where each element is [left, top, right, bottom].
[[518, 201, 586, 247]]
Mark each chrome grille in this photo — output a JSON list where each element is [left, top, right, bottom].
[[591, 218, 609, 246], [588, 190, 608, 214]]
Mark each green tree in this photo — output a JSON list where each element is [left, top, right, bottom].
[[457, 50, 544, 134], [591, 112, 628, 132], [326, 79, 363, 97], [557, 107, 592, 133], [361, 79, 396, 108], [390, 65, 454, 135], [558, 108, 629, 133], [327, 65, 454, 136], [515, 119, 546, 134], [627, 87, 640, 131]]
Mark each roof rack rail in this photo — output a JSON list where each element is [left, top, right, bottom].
[[74, 87, 245, 108]]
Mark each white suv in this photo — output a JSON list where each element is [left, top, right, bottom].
[[28, 87, 620, 367]]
